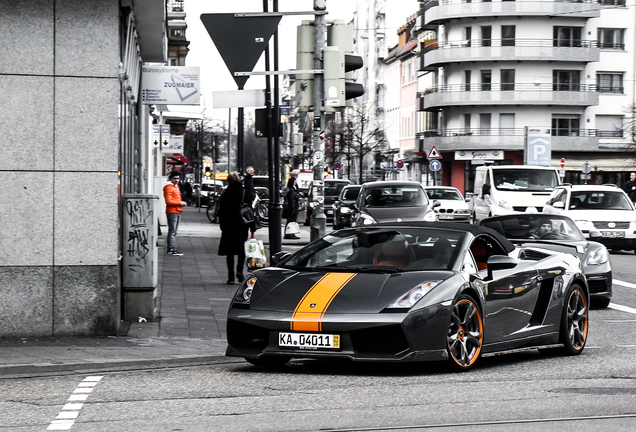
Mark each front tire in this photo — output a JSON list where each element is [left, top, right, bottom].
[[447, 295, 484, 371], [559, 284, 588, 355]]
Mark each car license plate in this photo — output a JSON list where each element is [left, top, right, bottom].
[[279, 332, 340, 349], [601, 231, 625, 238], [439, 214, 454, 220], [327, 210, 333, 215]]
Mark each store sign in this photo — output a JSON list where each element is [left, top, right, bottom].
[[141, 66, 200, 105], [454, 150, 503, 160], [161, 135, 184, 153]]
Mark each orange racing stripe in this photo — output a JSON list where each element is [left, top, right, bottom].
[[290, 272, 357, 332]]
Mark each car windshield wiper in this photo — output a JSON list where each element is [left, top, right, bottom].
[[344, 265, 404, 273]]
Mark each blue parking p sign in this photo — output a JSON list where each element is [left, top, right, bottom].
[[525, 127, 551, 166]]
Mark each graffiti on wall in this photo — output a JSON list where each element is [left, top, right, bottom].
[[125, 198, 153, 267]]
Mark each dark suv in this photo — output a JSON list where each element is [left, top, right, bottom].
[[304, 179, 351, 224]]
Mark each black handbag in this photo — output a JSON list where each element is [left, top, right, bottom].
[[240, 190, 255, 225]]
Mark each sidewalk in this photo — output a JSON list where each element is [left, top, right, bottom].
[[0, 206, 311, 377]]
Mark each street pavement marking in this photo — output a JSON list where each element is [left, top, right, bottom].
[[47, 376, 103, 431], [613, 279, 636, 289], [608, 303, 636, 315]]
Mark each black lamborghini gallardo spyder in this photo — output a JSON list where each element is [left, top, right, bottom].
[[226, 223, 589, 370]]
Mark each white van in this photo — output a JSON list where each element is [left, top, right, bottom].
[[470, 165, 561, 223]]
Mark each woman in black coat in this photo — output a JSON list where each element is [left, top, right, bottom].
[[218, 173, 248, 284]]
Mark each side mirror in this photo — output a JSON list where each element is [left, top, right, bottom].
[[482, 184, 491, 196], [589, 230, 602, 240], [553, 201, 565, 209], [486, 255, 517, 281], [271, 251, 292, 266], [349, 202, 359, 211], [432, 200, 441, 208]]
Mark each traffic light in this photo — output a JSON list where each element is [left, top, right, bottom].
[[295, 21, 314, 111], [205, 167, 211, 177], [324, 20, 364, 110], [212, 136, 220, 163]]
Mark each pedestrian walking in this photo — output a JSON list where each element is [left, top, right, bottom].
[[622, 172, 636, 204], [218, 173, 248, 284], [163, 171, 187, 256], [284, 169, 301, 239], [182, 181, 193, 206], [243, 166, 257, 234]]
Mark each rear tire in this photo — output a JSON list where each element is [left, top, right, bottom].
[[206, 202, 217, 223], [559, 284, 588, 355], [446, 294, 484, 371]]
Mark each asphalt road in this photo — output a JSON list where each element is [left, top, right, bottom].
[[1, 249, 635, 432]]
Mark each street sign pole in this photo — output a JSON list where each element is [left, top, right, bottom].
[[310, 0, 327, 242]]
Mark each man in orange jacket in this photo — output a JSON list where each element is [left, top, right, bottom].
[[164, 171, 187, 256]]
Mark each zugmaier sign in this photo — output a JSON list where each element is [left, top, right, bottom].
[[141, 66, 200, 105]]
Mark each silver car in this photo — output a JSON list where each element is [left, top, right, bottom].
[[350, 181, 437, 226]]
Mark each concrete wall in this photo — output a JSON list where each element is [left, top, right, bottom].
[[0, 0, 120, 336]]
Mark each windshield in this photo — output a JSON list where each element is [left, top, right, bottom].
[[281, 228, 464, 271], [570, 191, 633, 211], [342, 186, 361, 200], [201, 183, 222, 192], [425, 189, 463, 201], [363, 186, 428, 208], [325, 182, 349, 197], [481, 215, 585, 241], [492, 169, 559, 192]]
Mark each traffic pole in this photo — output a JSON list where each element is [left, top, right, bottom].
[[310, 0, 327, 242]]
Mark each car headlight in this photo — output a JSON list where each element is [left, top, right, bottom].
[[455, 209, 470, 215], [361, 214, 377, 225], [233, 276, 257, 305], [387, 281, 440, 309], [575, 220, 595, 231], [587, 247, 609, 265], [497, 199, 513, 211], [340, 207, 350, 214], [424, 210, 437, 222]]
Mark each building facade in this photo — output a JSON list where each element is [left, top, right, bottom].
[[0, 0, 168, 337], [416, 0, 636, 194]]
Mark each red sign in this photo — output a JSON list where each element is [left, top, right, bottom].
[[560, 158, 565, 169]]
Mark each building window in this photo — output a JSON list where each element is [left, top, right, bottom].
[[480, 114, 491, 135], [598, 0, 626, 6], [481, 70, 492, 91], [501, 26, 515, 46], [499, 113, 515, 135], [169, 58, 179, 66], [464, 27, 472, 47], [481, 26, 492, 47], [501, 69, 515, 91], [553, 70, 580, 91], [464, 70, 472, 91], [551, 115, 580, 136], [597, 72, 624, 93], [596, 115, 624, 137], [171, 28, 185, 38], [598, 28, 625, 49], [553, 27, 582, 47], [463, 114, 471, 135]]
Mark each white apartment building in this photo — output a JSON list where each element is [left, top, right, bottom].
[[416, 0, 636, 194]]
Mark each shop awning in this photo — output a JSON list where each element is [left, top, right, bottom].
[[166, 153, 189, 164]]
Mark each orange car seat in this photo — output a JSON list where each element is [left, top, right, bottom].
[[470, 240, 491, 270], [374, 240, 410, 268]]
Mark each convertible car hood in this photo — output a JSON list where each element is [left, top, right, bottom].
[[250, 268, 449, 314], [366, 206, 429, 223]]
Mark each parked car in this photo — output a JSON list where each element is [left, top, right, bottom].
[[543, 184, 636, 252], [424, 186, 471, 223], [332, 185, 362, 230], [226, 222, 589, 370], [304, 179, 351, 225], [350, 181, 437, 226], [197, 180, 224, 206], [479, 213, 612, 308]]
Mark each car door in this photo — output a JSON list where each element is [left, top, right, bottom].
[[471, 236, 542, 343]]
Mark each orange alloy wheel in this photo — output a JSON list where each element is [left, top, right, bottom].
[[447, 296, 484, 370], [565, 286, 588, 352]]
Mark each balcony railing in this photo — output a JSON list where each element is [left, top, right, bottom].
[[419, 128, 605, 138], [424, 0, 602, 22], [425, 38, 597, 51], [421, 83, 598, 94]]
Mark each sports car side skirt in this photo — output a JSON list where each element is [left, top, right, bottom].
[[481, 344, 563, 358]]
